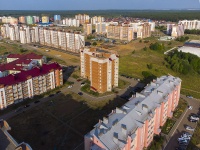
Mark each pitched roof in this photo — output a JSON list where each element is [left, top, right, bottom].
[[85, 75, 181, 150], [0, 62, 61, 86]]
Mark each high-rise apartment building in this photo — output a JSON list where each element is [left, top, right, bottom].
[[95, 22, 107, 34], [91, 16, 105, 24], [80, 48, 119, 93], [1, 16, 18, 24], [85, 75, 181, 150], [75, 14, 90, 24], [136, 23, 151, 39], [62, 18, 80, 27], [167, 24, 184, 37], [19, 29, 26, 44], [19, 16, 26, 24], [42, 16, 49, 23], [179, 20, 200, 30], [83, 23, 92, 35], [26, 16, 34, 25]]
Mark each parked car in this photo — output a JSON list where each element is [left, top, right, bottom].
[[178, 140, 188, 144], [49, 94, 55, 97], [78, 92, 83, 96], [24, 104, 30, 108], [178, 136, 190, 141], [185, 125, 195, 131], [81, 82, 85, 87], [189, 119, 198, 123], [68, 85, 73, 89], [34, 100, 40, 104], [188, 106, 193, 110], [190, 116, 199, 121]]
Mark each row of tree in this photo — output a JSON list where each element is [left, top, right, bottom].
[[175, 36, 189, 42], [165, 50, 200, 75], [185, 29, 200, 35]]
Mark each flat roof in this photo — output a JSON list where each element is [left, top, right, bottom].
[[178, 46, 200, 57]]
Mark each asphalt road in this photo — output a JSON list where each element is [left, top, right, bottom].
[[164, 95, 200, 150]]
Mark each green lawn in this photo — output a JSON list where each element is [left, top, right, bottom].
[[118, 42, 200, 99]]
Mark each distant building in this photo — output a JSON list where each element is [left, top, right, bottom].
[[80, 48, 119, 93], [75, 14, 90, 24], [95, 22, 107, 34], [19, 16, 26, 24], [91, 16, 105, 24], [1, 16, 18, 24], [54, 15, 61, 24], [0, 62, 63, 109], [26, 16, 34, 25], [42, 16, 49, 23], [85, 75, 181, 150], [179, 20, 200, 30], [62, 18, 80, 27], [167, 24, 184, 37], [83, 23, 92, 35]]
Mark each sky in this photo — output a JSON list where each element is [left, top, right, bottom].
[[0, 0, 200, 10]]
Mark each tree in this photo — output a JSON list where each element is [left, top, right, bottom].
[[92, 42, 97, 46]]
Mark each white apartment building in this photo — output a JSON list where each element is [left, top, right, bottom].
[[62, 18, 80, 27], [14, 25, 20, 41], [50, 30, 59, 48], [9, 26, 15, 41], [95, 22, 107, 34], [19, 29, 26, 44], [179, 20, 200, 30], [91, 16, 105, 24]]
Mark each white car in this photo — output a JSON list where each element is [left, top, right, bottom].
[[186, 126, 195, 131], [68, 85, 73, 89], [178, 137, 190, 141], [190, 116, 199, 121], [188, 106, 193, 110]]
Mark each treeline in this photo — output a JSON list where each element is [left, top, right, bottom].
[[185, 29, 200, 35], [1, 10, 200, 22], [165, 50, 200, 75]]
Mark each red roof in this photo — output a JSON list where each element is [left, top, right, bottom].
[[7, 53, 43, 59], [0, 53, 44, 72], [0, 63, 61, 86]]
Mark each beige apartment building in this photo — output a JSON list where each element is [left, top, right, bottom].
[[137, 23, 151, 39], [80, 48, 119, 93], [83, 23, 92, 35], [91, 16, 105, 24], [75, 14, 90, 24]]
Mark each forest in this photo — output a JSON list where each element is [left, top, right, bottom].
[[165, 50, 200, 75], [1, 10, 200, 22]]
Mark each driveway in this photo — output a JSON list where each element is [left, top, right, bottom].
[[163, 95, 200, 150]]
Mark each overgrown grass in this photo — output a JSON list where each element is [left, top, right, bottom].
[[148, 135, 165, 150], [173, 99, 188, 119], [161, 119, 176, 135], [118, 79, 130, 89]]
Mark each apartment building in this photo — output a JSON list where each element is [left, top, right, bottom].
[[19, 29, 27, 44], [80, 48, 119, 93], [0, 53, 46, 78], [85, 75, 181, 150], [1, 16, 18, 24], [107, 25, 135, 41], [75, 14, 90, 24], [91, 16, 105, 24], [19, 16, 26, 24], [179, 20, 200, 30], [136, 23, 151, 39], [83, 23, 92, 35], [50, 29, 59, 48], [42, 16, 49, 23], [26, 16, 34, 25], [167, 24, 184, 37], [62, 18, 80, 27], [95, 22, 107, 34], [0, 62, 63, 109]]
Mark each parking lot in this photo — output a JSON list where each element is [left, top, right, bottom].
[[164, 95, 200, 150]]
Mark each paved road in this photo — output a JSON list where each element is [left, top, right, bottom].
[[164, 95, 200, 150]]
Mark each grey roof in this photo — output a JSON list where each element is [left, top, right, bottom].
[[0, 129, 16, 150], [85, 75, 181, 150]]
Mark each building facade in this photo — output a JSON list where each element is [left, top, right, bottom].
[[85, 75, 181, 150], [83, 23, 92, 35], [179, 20, 200, 30], [0, 62, 63, 110], [75, 14, 90, 24], [80, 48, 119, 93]]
